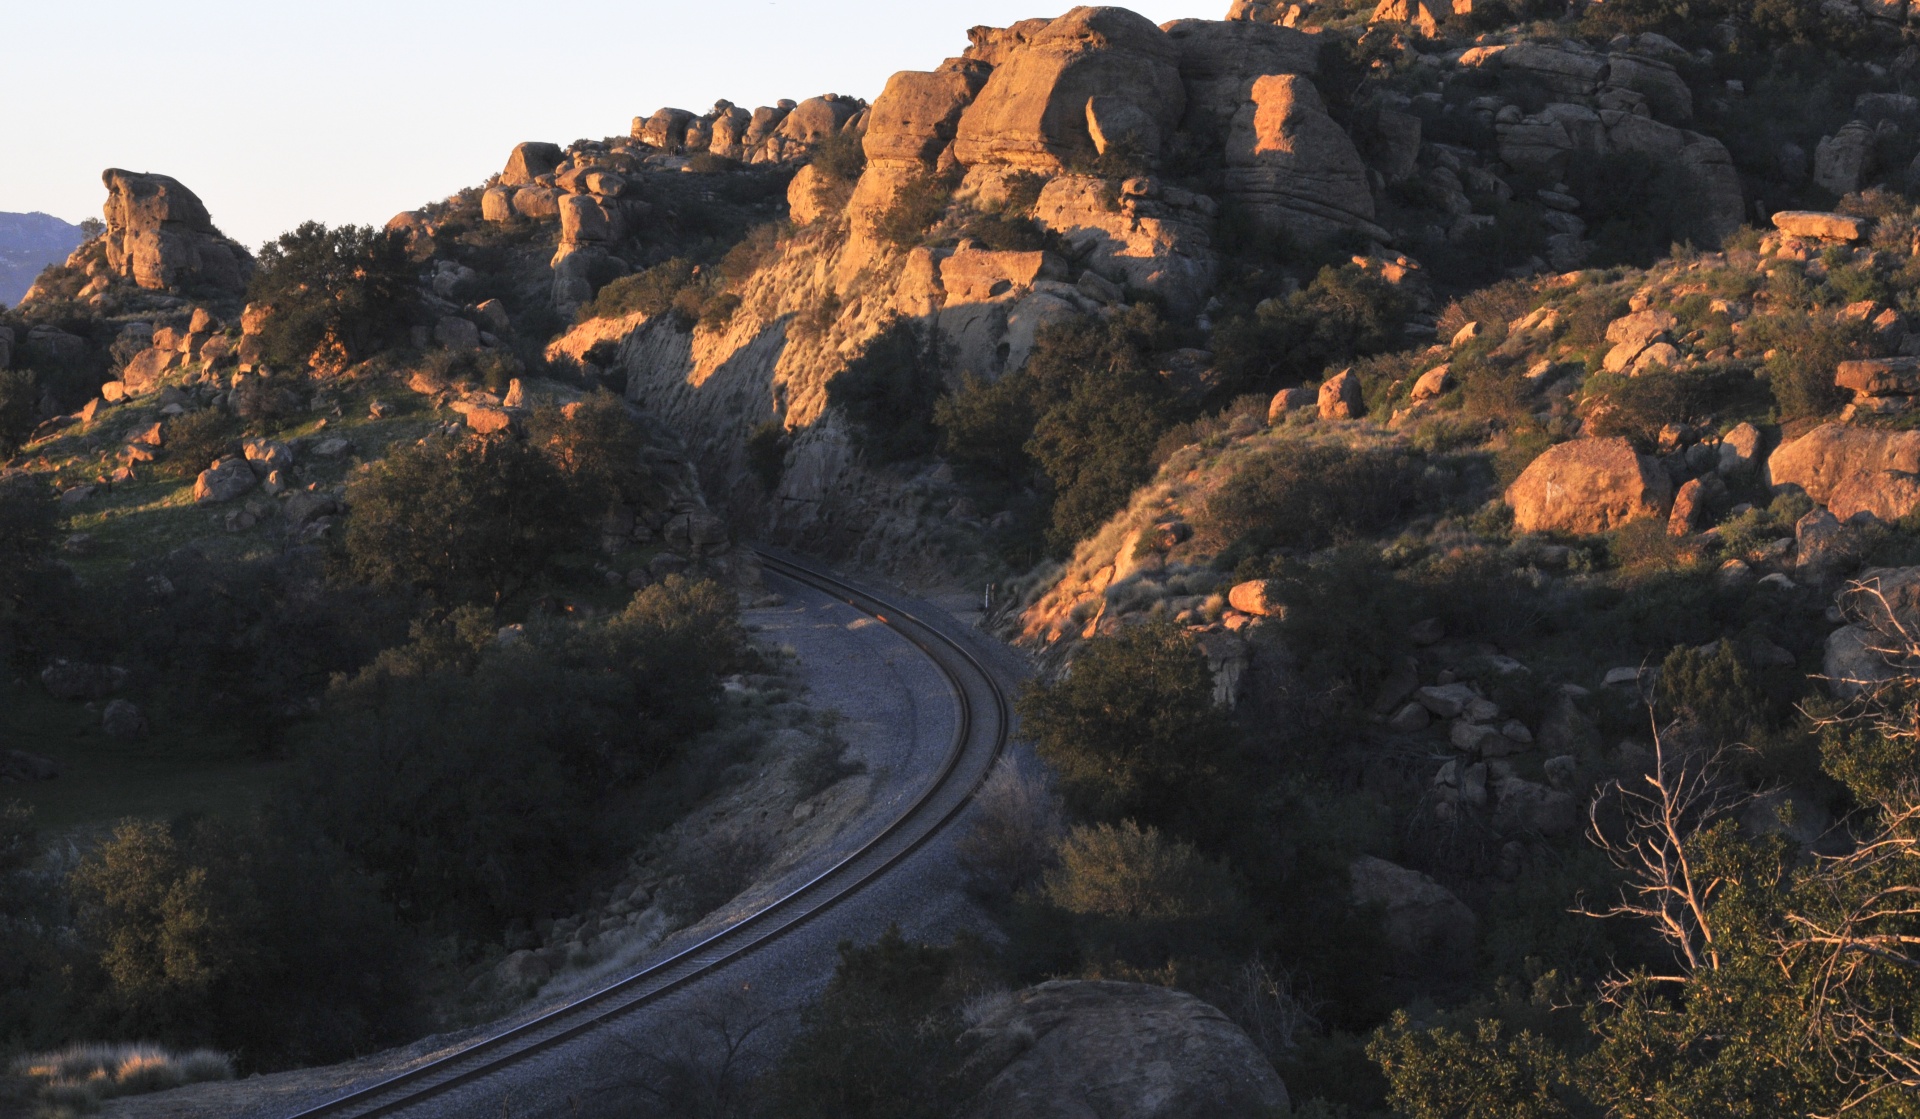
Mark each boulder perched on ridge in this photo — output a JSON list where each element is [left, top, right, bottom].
[[952, 7, 1186, 172], [100, 169, 253, 294]]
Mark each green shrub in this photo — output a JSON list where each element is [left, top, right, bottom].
[[746, 419, 790, 491], [306, 579, 744, 934], [935, 373, 1038, 484], [810, 129, 867, 183], [1582, 366, 1767, 450], [338, 434, 586, 605], [524, 390, 651, 513], [1369, 1013, 1581, 1119], [0, 368, 36, 454], [159, 408, 242, 479], [1016, 622, 1237, 830], [1041, 820, 1245, 975], [773, 927, 973, 1119], [579, 258, 700, 323], [827, 318, 946, 463], [1211, 264, 1413, 399], [873, 172, 952, 248], [1747, 312, 1870, 420], [1200, 441, 1429, 557], [249, 222, 417, 368], [70, 814, 422, 1067]]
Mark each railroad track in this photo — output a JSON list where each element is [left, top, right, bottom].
[[284, 552, 1011, 1118]]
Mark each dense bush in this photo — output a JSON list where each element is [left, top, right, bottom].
[[936, 306, 1180, 554], [827, 318, 946, 463], [97, 552, 405, 747], [773, 927, 974, 1119], [303, 578, 745, 934], [1040, 820, 1246, 977], [0, 367, 36, 453], [810, 130, 867, 183], [873, 173, 953, 248], [248, 222, 417, 368], [524, 391, 653, 514], [1746, 312, 1872, 420], [70, 813, 422, 1070], [1016, 622, 1237, 831], [338, 434, 586, 605], [1581, 366, 1767, 450], [580, 258, 706, 324], [1211, 264, 1413, 400], [0, 476, 66, 667], [1200, 441, 1430, 558], [158, 408, 243, 480]]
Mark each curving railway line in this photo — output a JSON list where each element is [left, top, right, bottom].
[[282, 551, 1013, 1118]]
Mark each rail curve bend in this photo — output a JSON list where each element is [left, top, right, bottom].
[[283, 552, 1012, 1118]]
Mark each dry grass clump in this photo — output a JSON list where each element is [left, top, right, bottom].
[[12, 1042, 233, 1110]]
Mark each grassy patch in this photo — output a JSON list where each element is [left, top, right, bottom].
[[0, 682, 284, 834]]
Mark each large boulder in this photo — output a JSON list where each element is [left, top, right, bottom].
[[1223, 74, 1386, 244], [1506, 437, 1674, 534], [1773, 210, 1869, 242], [1349, 856, 1478, 969], [1815, 121, 1875, 197], [1827, 567, 1920, 697], [1768, 423, 1920, 522], [863, 64, 991, 166], [760, 95, 864, 163], [636, 107, 697, 151], [1161, 18, 1319, 139], [193, 456, 257, 504], [952, 7, 1186, 172], [100, 169, 253, 294], [959, 980, 1289, 1119], [500, 142, 564, 187]]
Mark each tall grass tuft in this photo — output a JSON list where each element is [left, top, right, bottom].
[[12, 1042, 233, 1110]]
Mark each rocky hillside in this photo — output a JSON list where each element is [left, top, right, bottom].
[[0, 212, 85, 308], [8, 0, 1920, 1114]]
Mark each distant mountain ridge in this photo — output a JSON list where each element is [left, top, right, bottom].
[[0, 211, 86, 307]]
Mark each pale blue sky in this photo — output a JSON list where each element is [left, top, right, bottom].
[[3, 0, 1209, 249]]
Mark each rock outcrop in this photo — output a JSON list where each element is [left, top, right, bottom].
[[1506, 437, 1674, 534], [1349, 855, 1478, 970], [952, 7, 1187, 172], [959, 981, 1289, 1119], [100, 169, 253, 294], [1224, 74, 1387, 243], [1768, 423, 1920, 522], [1826, 566, 1920, 698]]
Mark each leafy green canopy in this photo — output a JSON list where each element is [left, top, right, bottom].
[[248, 222, 418, 368], [1016, 622, 1238, 831]]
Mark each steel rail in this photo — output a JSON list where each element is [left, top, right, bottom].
[[282, 552, 1010, 1118]]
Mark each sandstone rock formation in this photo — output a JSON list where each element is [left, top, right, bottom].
[[1161, 19, 1318, 140], [1506, 437, 1674, 534], [1225, 74, 1386, 244], [100, 169, 253, 294], [959, 981, 1289, 1119], [952, 7, 1186, 172], [1768, 423, 1920, 521], [1773, 210, 1869, 242]]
